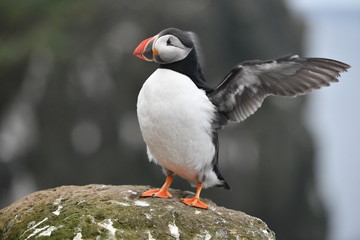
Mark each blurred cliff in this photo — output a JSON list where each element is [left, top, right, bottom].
[[0, 1, 326, 239]]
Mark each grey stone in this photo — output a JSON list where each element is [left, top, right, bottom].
[[0, 185, 275, 240]]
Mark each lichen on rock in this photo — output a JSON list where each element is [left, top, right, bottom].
[[0, 185, 275, 239]]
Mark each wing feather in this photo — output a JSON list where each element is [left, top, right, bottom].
[[209, 55, 350, 124]]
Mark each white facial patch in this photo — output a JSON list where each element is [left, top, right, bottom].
[[153, 35, 193, 64]]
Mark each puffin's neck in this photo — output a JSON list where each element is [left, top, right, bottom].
[[159, 50, 212, 92]]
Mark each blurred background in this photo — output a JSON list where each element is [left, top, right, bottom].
[[0, 1, 358, 240]]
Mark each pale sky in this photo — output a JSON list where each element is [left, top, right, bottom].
[[286, 1, 360, 239], [288, 0, 360, 11]]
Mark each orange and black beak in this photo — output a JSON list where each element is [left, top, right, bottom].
[[133, 35, 157, 62]]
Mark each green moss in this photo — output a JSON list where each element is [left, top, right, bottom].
[[0, 185, 275, 240]]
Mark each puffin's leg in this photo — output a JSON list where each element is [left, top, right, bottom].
[[141, 175, 173, 198], [181, 183, 208, 209]]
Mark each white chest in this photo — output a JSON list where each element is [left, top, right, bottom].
[[136, 69, 216, 182]]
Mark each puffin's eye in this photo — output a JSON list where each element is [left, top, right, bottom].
[[166, 38, 172, 46]]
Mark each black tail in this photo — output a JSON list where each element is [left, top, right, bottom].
[[213, 164, 231, 190]]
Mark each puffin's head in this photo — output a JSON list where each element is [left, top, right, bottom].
[[133, 28, 193, 64]]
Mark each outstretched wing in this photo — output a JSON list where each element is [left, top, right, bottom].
[[209, 55, 350, 123]]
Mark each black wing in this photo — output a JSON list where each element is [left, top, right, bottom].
[[209, 55, 350, 124]]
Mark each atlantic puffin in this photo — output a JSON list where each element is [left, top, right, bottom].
[[133, 27, 350, 209]]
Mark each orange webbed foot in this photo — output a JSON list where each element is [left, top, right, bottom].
[[141, 189, 172, 198], [181, 197, 208, 209], [141, 176, 173, 199], [181, 183, 208, 209]]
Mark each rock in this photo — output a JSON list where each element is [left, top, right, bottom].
[[0, 185, 275, 239]]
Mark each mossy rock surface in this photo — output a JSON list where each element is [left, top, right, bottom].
[[0, 185, 275, 239]]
